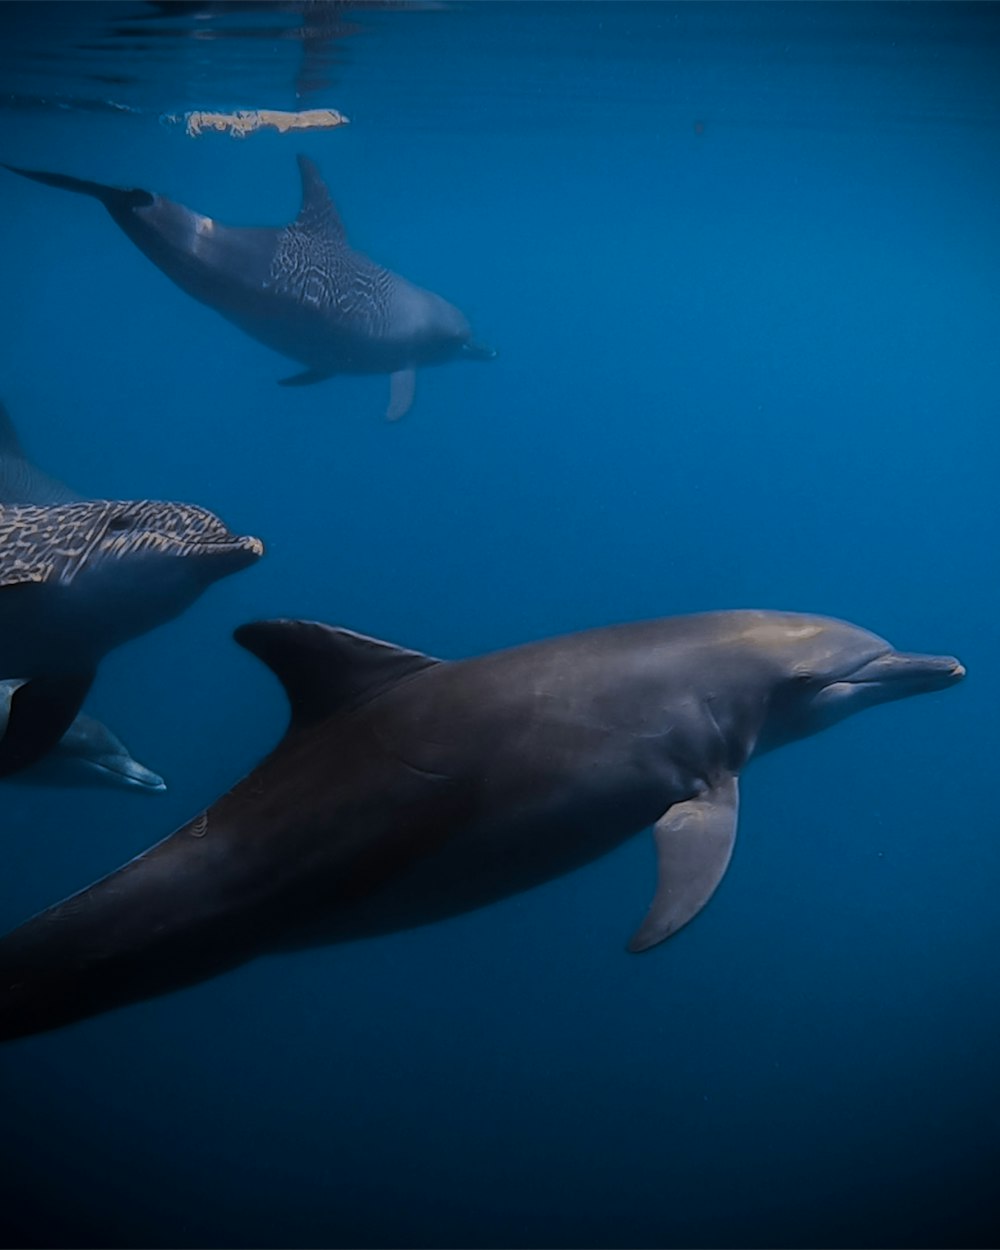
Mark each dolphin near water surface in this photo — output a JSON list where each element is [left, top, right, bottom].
[[3, 156, 495, 420]]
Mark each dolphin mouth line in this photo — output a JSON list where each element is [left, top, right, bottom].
[[192, 535, 264, 557], [840, 654, 965, 687]]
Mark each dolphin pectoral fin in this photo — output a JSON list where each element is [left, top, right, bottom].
[[627, 775, 740, 953], [386, 368, 416, 421], [278, 368, 334, 387], [0, 671, 96, 779]]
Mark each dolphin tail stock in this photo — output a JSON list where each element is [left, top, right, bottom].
[[2, 163, 154, 214], [0, 812, 272, 1043]]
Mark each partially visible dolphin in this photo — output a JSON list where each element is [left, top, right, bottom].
[[0, 609, 963, 1042], [0, 499, 263, 778], [0, 403, 80, 505], [0, 402, 164, 791], [0, 680, 165, 793], [3, 156, 495, 420]]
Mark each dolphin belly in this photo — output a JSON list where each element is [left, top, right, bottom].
[[307, 798, 665, 946]]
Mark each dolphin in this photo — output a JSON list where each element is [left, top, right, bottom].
[[3, 156, 495, 420], [0, 402, 80, 505], [0, 609, 963, 1042], [0, 499, 263, 778], [0, 680, 165, 793], [0, 401, 164, 791]]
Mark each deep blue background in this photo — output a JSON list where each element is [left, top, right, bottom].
[[0, 3, 998, 1247]]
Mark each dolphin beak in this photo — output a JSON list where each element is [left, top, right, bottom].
[[462, 340, 497, 361], [93, 758, 167, 792], [199, 534, 264, 574], [848, 651, 965, 694], [123, 767, 168, 793]]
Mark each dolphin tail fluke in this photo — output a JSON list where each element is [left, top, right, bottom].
[[2, 163, 153, 212], [0, 816, 269, 1043]]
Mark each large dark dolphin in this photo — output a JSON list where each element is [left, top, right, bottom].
[[3, 156, 494, 420], [0, 499, 263, 778], [0, 609, 963, 1042]]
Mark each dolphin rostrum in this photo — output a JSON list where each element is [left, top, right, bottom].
[[3, 156, 495, 420], [0, 680, 165, 793], [0, 499, 263, 778], [0, 610, 963, 1041]]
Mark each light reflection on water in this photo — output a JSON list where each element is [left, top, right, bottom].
[[2, 1, 999, 137]]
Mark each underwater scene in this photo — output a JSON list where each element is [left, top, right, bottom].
[[0, 2, 998, 1247]]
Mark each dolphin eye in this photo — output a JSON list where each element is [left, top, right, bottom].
[[106, 515, 133, 532]]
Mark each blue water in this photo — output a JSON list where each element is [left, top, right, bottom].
[[1, 2, 998, 1246]]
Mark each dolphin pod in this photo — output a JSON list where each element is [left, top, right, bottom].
[[3, 156, 495, 420], [0, 610, 963, 1041]]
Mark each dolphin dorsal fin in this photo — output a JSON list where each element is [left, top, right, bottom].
[[0, 403, 25, 458], [294, 154, 346, 244], [235, 619, 440, 729]]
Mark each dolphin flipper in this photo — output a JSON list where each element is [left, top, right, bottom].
[[627, 775, 740, 952], [386, 368, 416, 421]]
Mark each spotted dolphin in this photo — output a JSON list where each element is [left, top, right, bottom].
[[0, 499, 262, 778], [3, 157, 495, 420], [0, 609, 963, 1041], [0, 402, 163, 791]]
